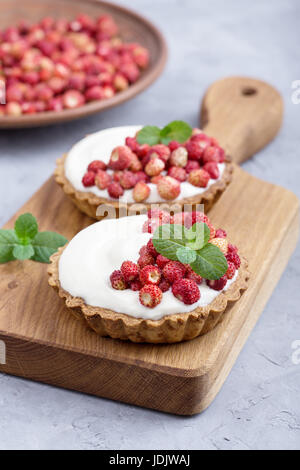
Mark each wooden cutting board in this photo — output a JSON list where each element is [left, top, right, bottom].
[[0, 77, 298, 415]]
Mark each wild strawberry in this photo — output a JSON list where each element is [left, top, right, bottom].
[[82, 171, 95, 187], [129, 154, 142, 172], [85, 85, 104, 101], [206, 275, 227, 291], [5, 102, 22, 116], [163, 261, 186, 284], [226, 262, 236, 280], [47, 97, 63, 111], [147, 144, 170, 163], [172, 279, 200, 305], [168, 166, 187, 182], [191, 128, 203, 136], [133, 181, 150, 202], [119, 171, 137, 189], [202, 146, 222, 164], [125, 136, 138, 152], [190, 133, 211, 148], [136, 143, 150, 158], [203, 162, 220, 179], [139, 284, 162, 308], [168, 140, 180, 152], [109, 146, 133, 170], [186, 268, 203, 284], [95, 170, 111, 190], [102, 85, 115, 99], [134, 171, 148, 183], [157, 176, 181, 200], [159, 279, 171, 292], [130, 280, 142, 291], [131, 45, 149, 68], [218, 147, 226, 163], [48, 77, 67, 94], [88, 160, 107, 172], [226, 252, 241, 269], [215, 228, 227, 238], [113, 73, 129, 91], [6, 84, 23, 102], [185, 140, 204, 160], [139, 265, 161, 285], [156, 254, 170, 269], [107, 181, 124, 198], [210, 237, 228, 255], [169, 147, 188, 167], [62, 90, 85, 109], [188, 169, 210, 188], [142, 220, 159, 234], [145, 158, 165, 176], [138, 253, 155, 268], [139, 245, 149, 256], [147, 209, 171, 224], [146, 239, 158, 258], [110, 270, 127, 290], [121, 260, 139, 282], [151, 175, 164, 184], [185, 160, 200, 173], [119, 62, 140, 83], [113, 171, 122, 182], [228, 243, 238, 253]]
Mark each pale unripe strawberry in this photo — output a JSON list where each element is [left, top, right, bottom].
[[95, 170, 111, 189], [188, 169, 210, 188], [145, 158, 165, 176], [209, 237, 228, 255], [157, 176, 181, 200], [133, 181, 150, 202], [169, 147, 188, 167]]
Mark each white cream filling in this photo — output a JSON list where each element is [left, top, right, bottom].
[[59, 215, 238, 321], [64, 125, 225, 204]]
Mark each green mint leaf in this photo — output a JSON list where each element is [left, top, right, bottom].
[[186, 223, 211, 250], [31, 231, 68, 263], [176, 246, 197, 264], [0, 229, 19, 263], [160, 120, 192, 145], [14, 213, 38, 242], [152, 224, 186, 260], [137, 126, 161, 146], [13, 244, 34, 260], [190, 244, 228, 280]]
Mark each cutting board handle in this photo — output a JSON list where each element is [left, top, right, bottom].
[[200, 76, 283, 164]]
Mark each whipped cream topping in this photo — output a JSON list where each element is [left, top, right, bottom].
[[59, 215, 238, 321], [64, 125, 225, 204]]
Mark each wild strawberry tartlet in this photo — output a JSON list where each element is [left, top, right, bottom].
[[55, 123, 233, 219], [48, 210, 249, 343]]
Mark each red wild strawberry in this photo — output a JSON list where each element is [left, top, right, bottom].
[[157, 176, 181, 200], [172, 279, 200, 305], [129, 154, 142, 172], [156, 254, 169, 269], [133, 181, 150, 202], [139, 245, 148, 256], [167, 166, 187, 182], [206, 275, 227, 291], [226, 262, 236, 280], [151, 175, 164, 184], [130, 280, 142, 291], [142, 220, 159, 234], [146, 144, 170, 163], [145, 158, 165, 176], [121, 260, 139, 282], [113, 171, 122, 182], [203, 162, 220, 179], [139, 265, 161, 285], [159, 279, 171, 292], [226, 251, 241, 269], [62, 90, 85, 109], [215, 228, 227, 238], [119, 171, 137, 189], [202, 146, 222, 164], [186, 267, 203, 284], [107, 181, 124, 198], [138, 253, 155, 268], [134, 171, 148, 183], [188, 169, 210, 188], [131, 45, 149, 68], [163, 261, 186, 284], [139, 284, 162, 308], [110, 269, 127, 290], [185, 140, 204, 160], [88, 160, 107, 172], [95, 170, 111, 189], [185, 160, 200, 173], [125, 136, 138, 152], [169, 147, 188, 167], [82, 171, 95, 187], [228, 243, 238, 253], [168, 140, 180, 152], [108, 146, 133, 171], [136, 143, 150, 158], [146, 239, 158, 258]]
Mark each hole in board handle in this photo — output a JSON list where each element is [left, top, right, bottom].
[[242, 87, 257, 96]]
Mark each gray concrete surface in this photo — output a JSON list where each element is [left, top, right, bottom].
[[0, 0, 299, 450]]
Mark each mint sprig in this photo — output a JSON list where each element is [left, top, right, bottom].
[[137, 121, 192, 146], [153, 222, 228, 280], [0, 213, 67, 264]]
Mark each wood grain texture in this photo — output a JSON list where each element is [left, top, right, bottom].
[[0, 0, 167, 128], [0, 166, 298, 414], [201, 77, 283, 164]]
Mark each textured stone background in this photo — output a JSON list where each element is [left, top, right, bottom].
[[0, 0, 299, 450]]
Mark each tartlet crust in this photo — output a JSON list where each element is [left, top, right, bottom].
[[48, 246, 250, 344], [54, 154, 234, 219]]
